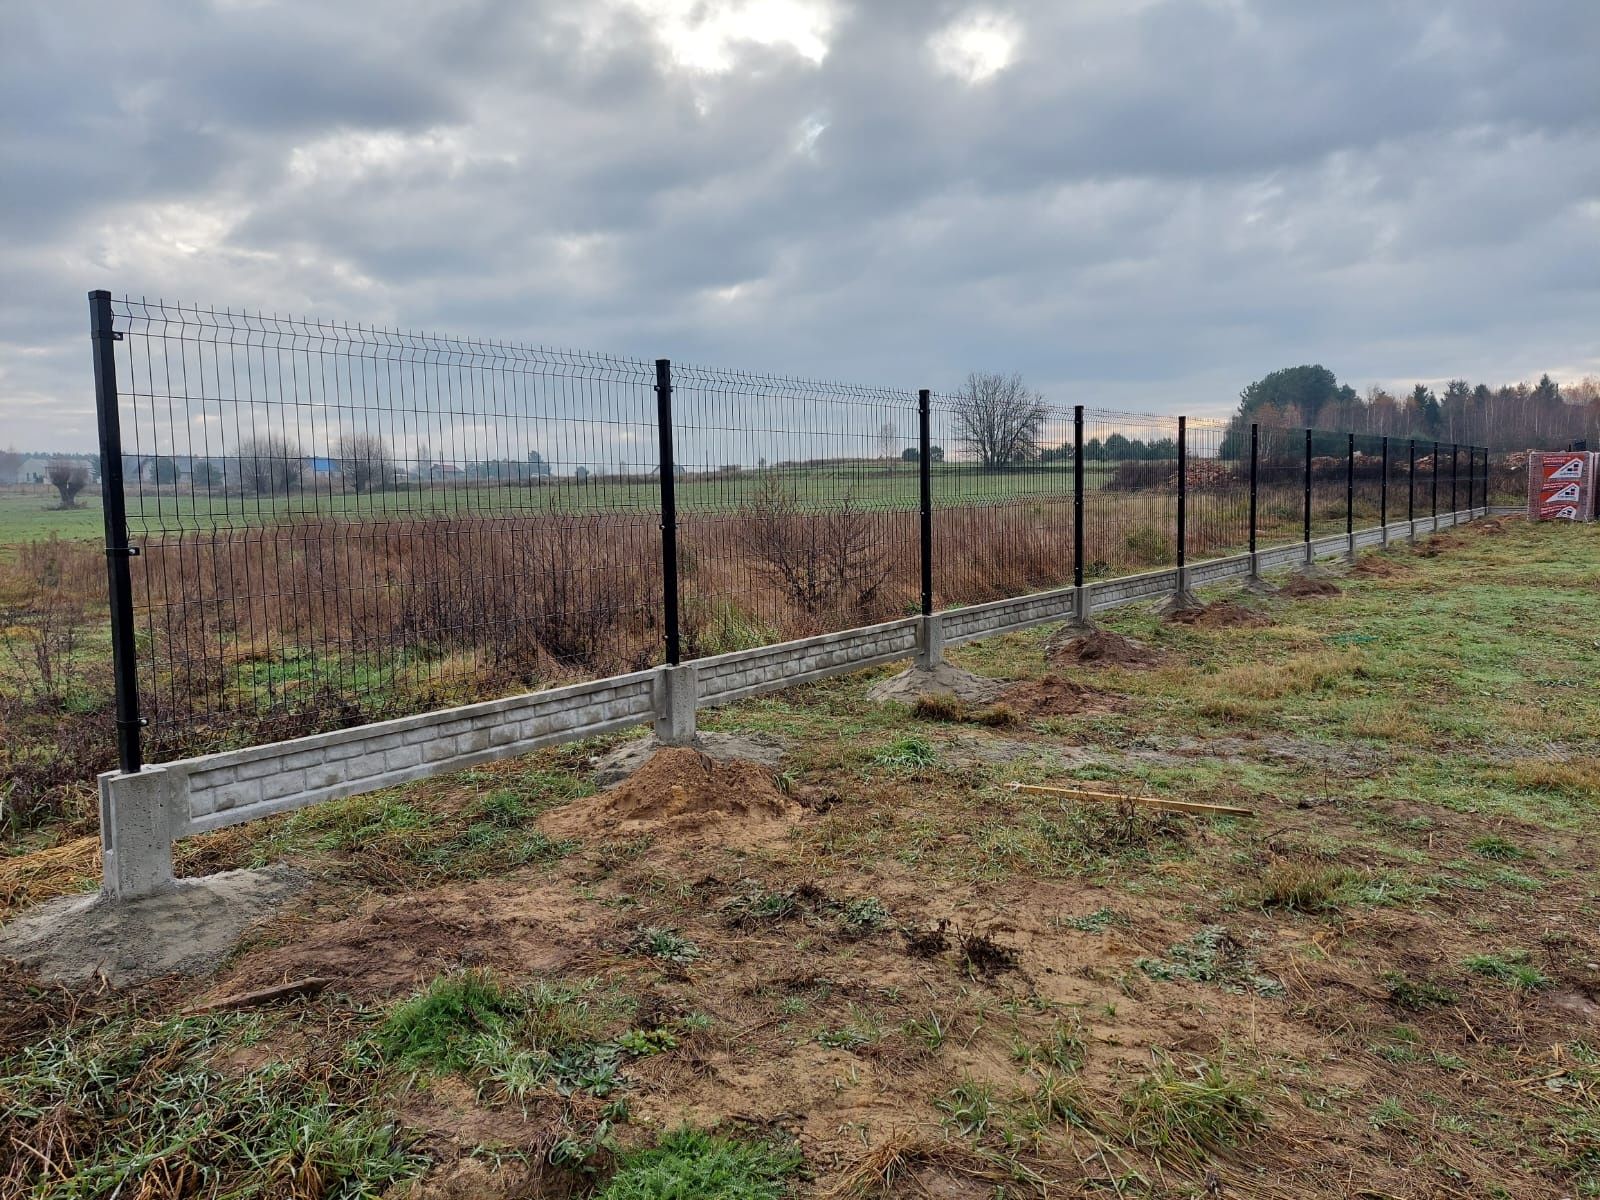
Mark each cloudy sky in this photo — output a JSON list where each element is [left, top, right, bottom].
[[3, 0, 1598, 452]]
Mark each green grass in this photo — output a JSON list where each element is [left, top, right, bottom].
[[1121, 1061, 1264, 1158], [1463, 951, 1551, 991], [0, 1009, 425, 1197], [595, 1127, 802, 1200], [0, 490, 105, 546]]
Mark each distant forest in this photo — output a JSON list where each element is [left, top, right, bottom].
[[1225, 365, 1600, 455]]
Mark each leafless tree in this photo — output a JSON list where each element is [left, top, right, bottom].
[[46, 459, 89, 509], [236, 435, 302, 496], [739, 470, 889, 614], [0, 448, 22, 485], [336, 433, 392, 495], [877, 421, 897, 471], [953, 372, 1048, 469]]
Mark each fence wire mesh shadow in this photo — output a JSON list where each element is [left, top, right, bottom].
[[93, 293, 1492, 774]]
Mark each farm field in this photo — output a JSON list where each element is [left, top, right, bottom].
[[4, 515, 1599, 1197]]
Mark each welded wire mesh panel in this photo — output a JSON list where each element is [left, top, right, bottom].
[[1082, 410, 1179, 576], [109, 298, 661, 749], [669, 367, 920, 650], [1421, 440, 1444, 521], [925, 392, 1075, 605], [1351, 433, 1388, 531], [1185, 418, 1249, 561], [1305, 427, 1351, 539], [1255, 424, 1307, 550], [1385, 436, 1413, 527]]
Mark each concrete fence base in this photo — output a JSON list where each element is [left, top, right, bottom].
[[99, 507, 1493, 900]]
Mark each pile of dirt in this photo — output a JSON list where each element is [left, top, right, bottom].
[[590, 730, 790, 788], [866, 663, 1006, 706], [1350, 555, 1406, 578], [998, 674, 1126, 717], [1413, 533, 1464, 558], [542, 747, 801, 849], [1163, 600, 1271, 628], [1047, 628, 1162, 668], [1280, 574, 1341, 598]]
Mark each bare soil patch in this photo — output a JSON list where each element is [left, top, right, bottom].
[[867, 663, 1007, 706], [590, 730, 791, 788], [997, 674, 1126, 717], [1163, 600, 1272, 628], [1350, 555, 1408, 578], [1047, 628, 1162, 668], [1279, 574, 1342, 598], [542, 747, 802, 850]]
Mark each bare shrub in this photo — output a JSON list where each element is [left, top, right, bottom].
[[46, 460, 89, 509], [236, 435, 302, 495], [736, 471, 890, 617], [336, 433, 392, 495]]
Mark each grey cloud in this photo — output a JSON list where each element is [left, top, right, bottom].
[[1, 0, 1597, 451]]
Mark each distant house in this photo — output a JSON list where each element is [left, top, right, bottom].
[[304, 456, 338, 477]]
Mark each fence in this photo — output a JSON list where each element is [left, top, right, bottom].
[[87, 291, 1491, 898]]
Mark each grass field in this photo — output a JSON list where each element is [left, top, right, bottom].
[[0, 488, 104, 546], [4, 515, 1599, 1198]]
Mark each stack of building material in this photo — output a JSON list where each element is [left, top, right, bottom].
[[1527, 451, 1599, 521]]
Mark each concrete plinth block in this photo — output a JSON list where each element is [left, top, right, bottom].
[[652, 664, 699, 746], [99, 766, 188, 902], [914, 613, 945, 670]]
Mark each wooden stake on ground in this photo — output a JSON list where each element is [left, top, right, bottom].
[[1005, 781, 1254, 818], [183, 976, 331, 1015]]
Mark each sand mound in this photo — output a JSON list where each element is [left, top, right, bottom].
[[0, 867, 306, 987], [999, 675, 1125, 717], [867, 664, 1006, 706], [1048, 628, 1161, 668], [1280, 574, 1341, 598], [543, 747, 801, 848], [1163, 600, 1271, 628], [590, 731, 790, 788]]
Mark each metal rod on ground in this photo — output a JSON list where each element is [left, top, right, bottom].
[[1006, 782, 1254, 818], [654, 358, 681, 667], [90, 289, 143, 775], [918, 388, 932, 617], [1248, 422, 1259, 563]]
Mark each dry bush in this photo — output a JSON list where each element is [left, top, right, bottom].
[[734, 472, 892, 617]]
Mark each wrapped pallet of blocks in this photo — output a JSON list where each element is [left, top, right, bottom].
[[1527, 450, 1600, 521]]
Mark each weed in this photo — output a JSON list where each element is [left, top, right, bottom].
[[1381, 971, 1457, 1010], [870, 735, 937, 771], [629, 926, 702, 966], [596, 1127, 802, 1200], [1369, 1097, 1414, 1130], [1059, 907, 1117, 933], [1137, 926, 1284, 997], [1251, 861, 1357, 913], [902, 919, 951, 958], [960, 929, 1021, 978], [1468, 834, 1525, 861], [721, 883, 800, 927], [938, 1076, 998, 1137], [1121, 1060, 1263, 1158], [904, 1011, 950, 1051], [838, 896, 890, 937], [1463, 951, 1550, 991]]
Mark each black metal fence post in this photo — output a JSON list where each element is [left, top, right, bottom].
[[1408, 438, 1416, 534], [1248, 422, 1259, 564], [1302, 428, 1313, 563], [1451, 443, 1459, 516], [90, 289, 143, 775], [1431, 440, 1440, 527], [1176, 415, 1188, 590], [1073, 404, 1086, 620], [918, 389, 933, 616], [654, 358, 681, 666], [1380, 435, 1389, 542], [1346, 431, 1355, 557]]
